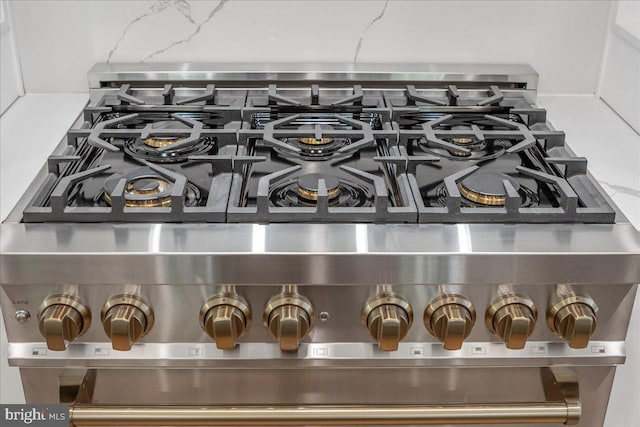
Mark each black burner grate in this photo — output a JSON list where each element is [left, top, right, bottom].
[[20, 82, 615, 224]]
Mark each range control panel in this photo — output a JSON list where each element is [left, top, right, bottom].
[[2, 284, 635, 356]]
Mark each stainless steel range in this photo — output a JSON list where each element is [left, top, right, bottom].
[[1, 63, 638, 427]]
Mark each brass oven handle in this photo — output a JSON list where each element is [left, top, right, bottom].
[[69, 402, 577, 426], [68, 368, 579, 426]]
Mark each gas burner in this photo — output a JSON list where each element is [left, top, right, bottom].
[[298, 137, 334, 146], [448, 137, 479, 158], [124, 120, 215, 163], [435, 171, 538, 208], [298, 137, 333, 145], [269, 174, 373, 208], [459, 172, 519, 206], [283, 125, 351, 158], [102, 167, 201, 208], [143, 136, 186, 148], [451, 137, 474, 145], [419, 137, 507, 161], [296, 173, 341, 201]]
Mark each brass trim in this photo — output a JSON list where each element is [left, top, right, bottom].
[[68, 404, 569, 426], [361, 293, 413, 351], [423, 294, 475, 336], [263, 293, 315, 330], [485, 293, 538, 335], [360, 293, 414, 329], [451, 137, 474, 145], [485, 294, 537, 350], [37, 294, 92, 337], [263, 291, 315, 349], [423, 294, 475, 350], [200, 293, 252, 348], [546, 294, 598, 332], [101, 294, 154, 337], [65, 367, 580, 426], [458, 183, 505, 206], [144, 137, 185, 148], [297, 186, 340, 201], [298, 137, 334, 146], [546, 294, 598, 348], [104, 190, 172, 208], [200, 293, 252, 333]]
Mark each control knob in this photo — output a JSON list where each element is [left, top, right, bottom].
[[101, 295, 154, 351], [362, 293, 413, 352], [200, 293, 251, 350], [264, 290, 315, 351], [486, 294, 537, 350], [547, 294, 598, 349], [424, 294, 475, 350], [37, 295, 91, 351]]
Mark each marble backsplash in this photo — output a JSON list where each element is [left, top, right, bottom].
[[10, 0, 610, 93]]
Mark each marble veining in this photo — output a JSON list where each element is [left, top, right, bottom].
[[600, 181, 640, 199], [141, 0, 228, 62], [107, 1, 191, 63], [353, 0, 390, 63]]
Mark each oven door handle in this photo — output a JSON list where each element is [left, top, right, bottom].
[[67, 367, 580, 426]]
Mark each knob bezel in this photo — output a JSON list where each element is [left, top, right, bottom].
[[200, 293, 252, 342], [101, 294, 154, 339], [37, 294, 92, 338], [546, 294, 598, 336], [424, 294, 475, 341], [486, 294, 537, 335], [361, 293, 414, 340]]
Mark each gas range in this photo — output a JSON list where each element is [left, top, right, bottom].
[[1, 63, 639, 427]]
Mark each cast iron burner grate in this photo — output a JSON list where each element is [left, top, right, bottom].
[[245, 83, 390, 130], [22, 112, 239, 222], [227, 114, 416, 222], [398, 112, 616, 223], [19, 80, 616, 224]]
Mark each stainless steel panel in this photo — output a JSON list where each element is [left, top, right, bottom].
[[6, 341, 627, 368], [1, 223, 639, 285], [1, 283, 635, 350], [19, 366, 615, 427], [87, 63, 538, 92]]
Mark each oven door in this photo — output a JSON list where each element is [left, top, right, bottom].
[[21, 365, 616, 427]]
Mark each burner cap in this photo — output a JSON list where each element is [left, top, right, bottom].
[[298, 137, 334, 146], [143, 136, 185, 148], [143, 120, 189, 148], [297, 124, 335, 146], [458, 172, 520, 206], [451, 137, 475, 146], [127, 177, 169, 197], [104, 167, 174, 207], [297, 173, 340, 201], [450, 126, 475, 146]]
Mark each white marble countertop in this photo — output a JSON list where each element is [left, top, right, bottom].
[[1, 93, 639, 425], [536, 94, 640, 229]]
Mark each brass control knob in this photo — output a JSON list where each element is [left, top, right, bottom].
[[200, 293, 251, 350], [362, 294, 413, 352], [486, 294, 537, 350], [37, 295, 91, 351], [547, 294, 598, 349], [424, 294, 475, 350], [101, 295, 154, 351], [264, 292, 314, 351]]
